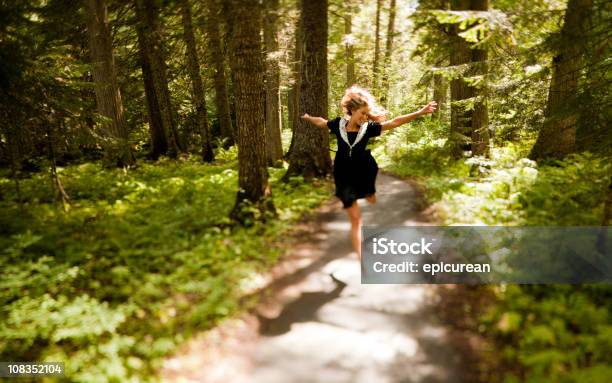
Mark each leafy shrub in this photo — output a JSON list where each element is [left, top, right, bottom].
[[0, 153, 332, 382], [378, 120, 612, 383]]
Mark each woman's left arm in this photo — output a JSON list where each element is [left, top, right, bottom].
[[380, 101, 438, 131]]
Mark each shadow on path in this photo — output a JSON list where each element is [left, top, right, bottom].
[[161, 172, 467, 383], [257, 275, 347, 336]]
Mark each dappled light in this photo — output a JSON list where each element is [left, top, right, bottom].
[[1, 0, 610, 381]]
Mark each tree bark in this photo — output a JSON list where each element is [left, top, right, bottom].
[[529, 0, 594, 160], [283, 0, 331, 181], [449, 0, 473, 158], [179, 0, 214, 162], [380, 0, 396, 107], [135, 0, 182, 158], [372, 0, 383, 92], [470, 0, 489, 157], [597, 178, 612, 253], [576, 0, 609, 152], [264, 0, 284, 167], [432, 72, 447, 121], [227, 0, 275, 223], [206, 0, 235, 148], [287, 87, 295, 141], [603, 180, 612, 226], [137, 22, 167, 160], [84, 0, 135, 167], [285, 0, 302, 160]]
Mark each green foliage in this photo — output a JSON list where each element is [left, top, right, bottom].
[[480, 285, 612, 383], [373, 118, 469, 203], [378, 122, 610, 226], [520, 153, 611, 225], [379, 116, 611, 382], [0, 154, 332, 382]]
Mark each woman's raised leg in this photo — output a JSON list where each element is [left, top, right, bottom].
[[365, 193, 377, 204], [346, 201, 362, 258]]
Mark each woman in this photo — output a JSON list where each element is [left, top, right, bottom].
[[301, 85, 437, 258]]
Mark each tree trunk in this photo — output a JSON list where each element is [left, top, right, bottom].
[[431, 72, 447, 121], [283, 0, 331, 181], [576, 0, 609, 152], [179, 0, 214, 162], [285, 0, 302, 160], [449, 0, 473, 159], [345, 5, 355, 89], [287, 87, 295, 140], [206, 0, 235, 148], [135, 0, 182, 158], [597, 178, 612, 253], [372, 0, 382, 92], [529, 0, 594, 160], [84, 0, 135, 167], [380, 0, 396, 107], [264, 0, 284, 167], [137, 22, 167, 160], [470, 0, 489, 157], [227, 0, 275, 223], [603, 180, 612, 226]]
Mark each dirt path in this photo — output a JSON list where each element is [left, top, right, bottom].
[[161, 172, 466, 383]]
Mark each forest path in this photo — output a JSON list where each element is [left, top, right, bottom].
[[161, 172, 466, 383]]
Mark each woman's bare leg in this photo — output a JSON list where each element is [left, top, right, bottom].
[[346, 201, 362, 258]]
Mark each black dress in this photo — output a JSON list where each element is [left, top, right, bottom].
[[327, 116, 383, 209]]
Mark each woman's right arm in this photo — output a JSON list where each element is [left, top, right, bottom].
[[301, 113, 328, 129]]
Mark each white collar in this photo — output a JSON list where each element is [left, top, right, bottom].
[[339, 117, 368, 156]]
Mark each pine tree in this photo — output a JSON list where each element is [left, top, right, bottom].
[[264, 0, 284, 167], [179, 0, 214, 162], [529, 0, 594, 160], [283, 0, 332, 180], [84, 0, 135, 167], [227, 0, 276, 223], [206, 0, 235, 148]]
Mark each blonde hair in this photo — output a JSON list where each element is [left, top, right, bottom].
[[340, 85, 388, 122]]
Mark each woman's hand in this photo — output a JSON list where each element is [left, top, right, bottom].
[[418, 101, 438, 115], [301, 113, 311, 120]]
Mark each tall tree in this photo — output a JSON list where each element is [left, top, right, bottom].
[[84, 0, 135, 167], [283, 0, 331, 180], [263, 0, 284, 167], [449, 0, 474, 158], [431, 68, 448, 121], [372, 0, 383, 92], [285, 0, 302, 160], [227, 0, 275, 222], [137, 24, 167, 159], [470, 0, 489, 157], [135, 0, 182, 158], [179, 0, 214, 162], [344, 3, 355, 89], [576, 0, 611, 153], [205, 0, 235, 148], [380, 0, 396, 106], [529, 0, 594, 160]]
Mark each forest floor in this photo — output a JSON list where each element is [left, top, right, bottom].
[[160, 172, 475, 383]]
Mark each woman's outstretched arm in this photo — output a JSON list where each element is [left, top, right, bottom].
[[380, 101, 437, 131], [301, 113, 328, 129]]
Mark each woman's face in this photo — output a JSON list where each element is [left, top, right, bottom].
[[351, 106, 371, 125]]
